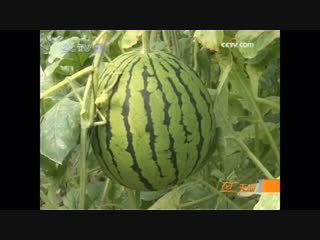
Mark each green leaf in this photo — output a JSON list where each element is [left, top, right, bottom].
[[40, 98, 81, 164], [106, 31, 123, 59], [55, 45, 91, 76], [228, 97, 249, 125], [140, 189, 168, 202], [240, 122, 279, 143], [120, 30, 143, 50], [246, 63, 264, 96], [253, 193, 280, 210], [148, 186, 187, 210], [255, 31, 280, 51], [214, 60, 232, 162], [207, 88, 217, 100], [63, 189, 80, 209], [259, 56, 280, 97], [86, 145, 100, 170], [194, 30, 224, 52], [40, 68, 67, 102], [40, 154, 59, 177], [197, 48, 211, 84], [48, 37, 80, 63], [235, 195, 260, 209], [246, 41, 280, 98], [225, 138, 242, 155], [180, 183, 215, 209], [210, 169, 225, 179], [43, 60, 62, 79], [222, 151, 243, 176], [150, 41, 166, 52], [105, 182, 127, 209], [236, 30, 280, 59], [214, 62, 232, 135], [215, 127, 227, 162], [40, 153, 70, 186], [178, 37, 193, 66], [209, 55, 221, 88], [86, 182, 105, 209], [40, 66, 69, 116], [236, 30, 265, 42], [40, 30, 54, 54], [228, 64, 256, 114]]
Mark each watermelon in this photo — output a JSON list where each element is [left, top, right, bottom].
[[92, 51, 215, 191]]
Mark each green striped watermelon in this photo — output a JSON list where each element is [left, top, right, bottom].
[[92, 51, 216, 191]]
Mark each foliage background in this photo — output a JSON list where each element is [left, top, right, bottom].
[[40, 30, 280, 210]]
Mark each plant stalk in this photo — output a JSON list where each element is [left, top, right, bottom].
[[79, 128, 88, 209], [179, 193, 216, 209], [40, 66, 94, 99], [231, 137, 275, 179], [78, 30, 109, 209], [93, 31, 108, 94], [92, 30, 108, 47], [233, 66, 280, 163], [126, 188, 139, 209], [255, 97, 280, 111], [99, 178, 115, 209], [256, 109, 280, 163], [196, 179, 241, 209]]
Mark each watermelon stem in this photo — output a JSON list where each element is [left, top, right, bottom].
[[149, 30, 158, 51], [171, 30, 180, 57], [92, 31, 109, 94], [142, 30, 150, 54], [162, 30, 171, 53], [193, 40, 199, 74], [92, 30, 109, 46]]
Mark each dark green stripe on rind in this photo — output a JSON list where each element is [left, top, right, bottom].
[[158, 60, 192, 144], [104, 71, 124, 180], [164, 53, 215, 173], [95, 54, 142, 187], [164, 55, 214, 133], [154, 54, 200, 181], [121, 57, 155, 191], [102, 56, 141, 182], [97, 53, 136, 94], [140, 64, 165, 178], [148, 55, 179, 186], [92, 129, 126, 186], [165, 54, 214, 133], [158, 61, 192, 175], [106, 55, 150, 191], [159, 55, 204, 175]]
